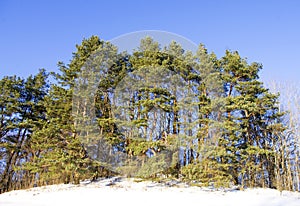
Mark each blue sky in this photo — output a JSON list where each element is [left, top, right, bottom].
[[0, 0, 299, 83]]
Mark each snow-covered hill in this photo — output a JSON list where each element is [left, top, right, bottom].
[[0, 177, 299, 206]]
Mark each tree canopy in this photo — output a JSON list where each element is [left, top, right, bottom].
[[0, 35, 299, 193]]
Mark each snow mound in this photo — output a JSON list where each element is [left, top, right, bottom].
[[0, 177, 299, 206]]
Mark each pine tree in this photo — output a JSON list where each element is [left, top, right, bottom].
[[218, 50, 285, 187], [0, 69, 49, 192], [24, 36, 104, 185]]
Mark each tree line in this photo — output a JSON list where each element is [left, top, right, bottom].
[[0, 35, 299, 193]]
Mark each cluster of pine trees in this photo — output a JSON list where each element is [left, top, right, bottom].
[[0, 35, 299, 193]]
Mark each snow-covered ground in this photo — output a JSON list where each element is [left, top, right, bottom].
[[0, 177, 299, 206]]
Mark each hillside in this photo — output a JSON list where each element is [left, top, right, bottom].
[[0, 177, 299, 206]]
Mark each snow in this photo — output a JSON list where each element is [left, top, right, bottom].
[[0, 177, 299, 206]]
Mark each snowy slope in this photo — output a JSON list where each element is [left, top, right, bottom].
[[0, 177, 299, 206]]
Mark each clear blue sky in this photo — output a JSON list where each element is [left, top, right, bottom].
[[1, 0, 299, 83]]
